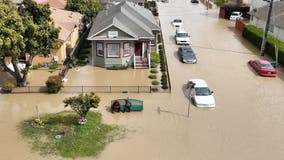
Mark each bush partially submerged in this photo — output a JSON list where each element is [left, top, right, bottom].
[[1, 82, 15, 93], [46, 75, 63, 93]]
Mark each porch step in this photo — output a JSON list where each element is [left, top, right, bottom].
[[135, 65, 149, 69]]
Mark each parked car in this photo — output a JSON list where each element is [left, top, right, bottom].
[[110, 98, 143, 113], [229, 11, 243, 20], [172, 19, 183, 27], [187, 79, 215, 108], [178, 46, 197, 64], [248, 59, 277, 77], [175, 28, 190, 45], [191, 0, 199, 3]]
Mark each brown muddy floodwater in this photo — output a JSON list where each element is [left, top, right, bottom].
[[1, 0, 284, 160]]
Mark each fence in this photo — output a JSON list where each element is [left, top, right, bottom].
[[10, 85, 152, 94]]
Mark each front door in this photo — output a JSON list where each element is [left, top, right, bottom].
[[135, 43, 142, 57]]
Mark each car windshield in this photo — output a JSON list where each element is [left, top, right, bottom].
[[174, 19, 182, 23], [260, 63, 274, 69], [231, 13, 238, 16], [195, 87, 211, 96], [177, 33, 189, 37], [183, 53, 195, 57]]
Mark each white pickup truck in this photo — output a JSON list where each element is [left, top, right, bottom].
[[175, 28, 190, 45]]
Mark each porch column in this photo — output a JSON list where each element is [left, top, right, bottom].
[[148, 41, 151, 69], [142, 42, 145, 58]]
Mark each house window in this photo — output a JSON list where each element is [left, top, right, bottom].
[[96, 42, 104, 57], [107, 43, 120, 57], [123, 42, 131, 56]]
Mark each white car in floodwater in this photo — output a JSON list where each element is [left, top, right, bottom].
[[175, 28, 190, 45], [229, 11, 243, 20], [187, 79, 215, 108]]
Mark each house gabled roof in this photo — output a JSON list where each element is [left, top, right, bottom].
[[87, 1, 160, 41], [50, 7, 83, 42], [33, 0, 66, 9], [250, 1, 284, 29], [100, 0, 145, 4]]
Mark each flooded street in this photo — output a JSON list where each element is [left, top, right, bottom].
[[1, 0, 284, 159]]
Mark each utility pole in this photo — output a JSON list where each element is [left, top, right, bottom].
[[260, 0, 274, 56]]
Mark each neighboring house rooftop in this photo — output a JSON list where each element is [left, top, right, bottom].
[[33, 0, 67, 9], [50, 7, 83, 42], [88, 1, 160, 40], [250, 1, 284, 29]]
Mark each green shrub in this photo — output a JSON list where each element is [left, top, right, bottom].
[[162, 72, 167, 78], [80, 49, 90, 55], [77, 60, 88, 66], [49, 62, 58, 70], [151, 63, 158, 68], [157, 33, 161, 43], [106, 65, 128, 70], [151, 52, 160, 64], [162, 85, 169, 90], [242, 25, 284, 65], [46, 75, 63, 93], [161, 78, 168, 85], [158, 44, 163, 50], [148, 74, 157, 79], [30, 65, 41, 70], [160, 65, 166, 72], [83, 43, 91, 48], [151, 87, 158, 92], [77, 54, 88, 60], [150, 69, 158, 73], [1, 82, 15, 93], [152, 80, 160, 85]]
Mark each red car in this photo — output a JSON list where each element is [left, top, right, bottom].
[[248, 59, 277, 77]]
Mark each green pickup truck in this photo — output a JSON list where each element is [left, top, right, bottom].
[[111, 99, 143, 113]]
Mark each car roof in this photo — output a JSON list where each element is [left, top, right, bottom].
[[189, 79, 208, 87], [176, 28, 187, 33], [257, 59, 270, 64]]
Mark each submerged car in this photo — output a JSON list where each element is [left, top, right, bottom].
[[187, 79, 215, 108], [248, 59, 277, 77], [175, 28, 190, 45], [229, 11, 243, 20], [172, 19, 183, 27], [178, 46, 197, 64], [110, 99, 143, 113]]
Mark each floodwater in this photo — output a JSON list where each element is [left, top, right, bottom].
[[1, 0, 284, 160]]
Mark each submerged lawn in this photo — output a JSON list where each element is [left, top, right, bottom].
[[18, 111, 122, 158]]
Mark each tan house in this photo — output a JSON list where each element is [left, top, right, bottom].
[[33, 0, 67, 9], [32, 7, 83, 65]]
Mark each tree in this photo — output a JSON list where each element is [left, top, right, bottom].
[[0, 0, 59, 87], [63, 92, 100, 125], [0, 1, 25, 86], [65, 0, 101, 21]]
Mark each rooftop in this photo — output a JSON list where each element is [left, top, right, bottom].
[[50, 7, 83, 42]]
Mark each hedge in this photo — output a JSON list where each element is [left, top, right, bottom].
[[242, 25, 284, 65], [151, 52, 160, 64]]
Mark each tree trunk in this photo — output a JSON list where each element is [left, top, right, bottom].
[[21, 55, 35, 86], [0, 55, 34, 87]]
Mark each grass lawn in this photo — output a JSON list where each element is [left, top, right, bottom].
[[18, 111, 123, 158]]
